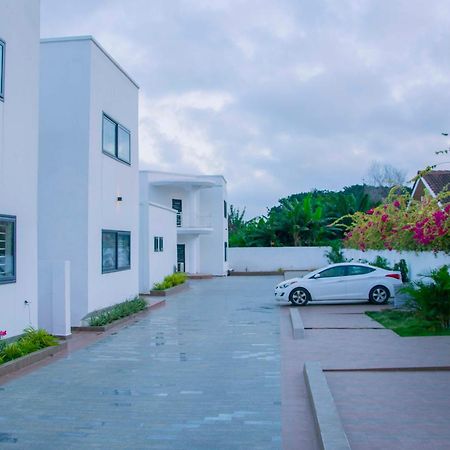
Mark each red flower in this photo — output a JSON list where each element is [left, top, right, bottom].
[[0, 330, 6, 337], [366, 209, 374, 215], [381, 214, 389, 223], [393, 200, 401, 208]]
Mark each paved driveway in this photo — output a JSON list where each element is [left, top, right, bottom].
[[0, 277, 283, 450]]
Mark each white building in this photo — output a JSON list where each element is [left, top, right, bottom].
[[140, 171, 229, 279], [39, 36, 140, 328], [139, 201, 177, 293], [0, 0, 40, 338]]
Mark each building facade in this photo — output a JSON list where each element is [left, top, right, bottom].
[[140, 171, 229, 278], [39, 36, 139, 327], [0, 0, 40, 338]]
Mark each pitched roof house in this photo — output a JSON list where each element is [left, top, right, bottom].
[[411, 170, 450, 205]]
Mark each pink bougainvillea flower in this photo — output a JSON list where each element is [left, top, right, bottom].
[[433, 210, 446, 228], [381, 214, 389, 223], [0, 330, 7, 337], [445, 204, 450, 214], [393, 200, 401, 208], [366, 209, 374, 215]]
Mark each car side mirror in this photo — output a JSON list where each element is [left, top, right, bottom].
[[312, 273, 321, 279]]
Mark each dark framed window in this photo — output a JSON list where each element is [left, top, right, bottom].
[[224, 242, 228, 262], [154, 236, 164, 252], [102, 113, 131, 164], [102, 230, 131, 273], [224, 200, 227, 218], [0, 40, 5, 101], [0, 215, 16, 284], [172, 199, 182, 227]]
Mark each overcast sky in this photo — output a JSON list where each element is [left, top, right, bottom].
[[41, 0, 450, 217]]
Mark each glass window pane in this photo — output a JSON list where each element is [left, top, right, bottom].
[[102, 115, 116, 156], [159, 237, 163, 252], [347, 266, 375, 276], [154, 236, 159, 252], [319, 266, 346, 278], [117, 126, 130, 163], [117, 233, 130, 269], [102, 231, 116, 272], [0, 218, 15, 281], [0, 43, 4, 97]]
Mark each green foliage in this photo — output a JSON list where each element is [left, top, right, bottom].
[[325, 241, 348, 264], [89, 297, 147, 327], [370, 255, 391, 270], [401, 265, 450, 329], [0, 328, 58, 364], [228, 184, 383, 248], [366, 310, 450, 337], [153, 272, 187, 291], [393, 259, 409, 283], [342, 188, 450, 252]]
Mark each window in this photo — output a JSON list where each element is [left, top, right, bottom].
[[224, 200, 227, 219], [102, 114, 131, 164], [318, 266, 346, 278], [102, 230, 131, 273], [0, 40, 5, 100], [346, 265, 376, 276], [0, 216, 15, 284], [224, 242, 228, 262], [154, 236, 164, 252], [172, 199, 182, 227]]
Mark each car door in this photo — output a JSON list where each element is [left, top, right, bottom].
[[311, 266, 347, 300], [344, 265, 376, 299]]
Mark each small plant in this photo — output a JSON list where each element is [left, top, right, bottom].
[[0, 328, 58, 364], [88, 297, 147, 327], [370, 255, 391, 270], [325, 241, 348, 264], [153, 272, 187, 291], [401, 265, 450, 329], [393, 259, 409, 282]]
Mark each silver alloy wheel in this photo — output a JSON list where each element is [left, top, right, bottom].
[[371, 286, 388, 303], [290, 288, 309, 306]]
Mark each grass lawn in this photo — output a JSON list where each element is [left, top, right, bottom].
[[366, 310, 450, 337]]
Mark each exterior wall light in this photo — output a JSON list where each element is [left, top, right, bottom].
[[117, 196, 123, 202]]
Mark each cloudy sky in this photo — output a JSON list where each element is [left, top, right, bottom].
[[41, 0, 450, 217]]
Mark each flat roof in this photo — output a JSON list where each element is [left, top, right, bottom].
[[140, 169, 227, 184], [40, 35, 139, 89]]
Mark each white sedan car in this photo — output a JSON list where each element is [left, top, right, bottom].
[[274, 263, 402, 306]]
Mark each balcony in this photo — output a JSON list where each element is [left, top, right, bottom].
[[176, 212, 213, 235]]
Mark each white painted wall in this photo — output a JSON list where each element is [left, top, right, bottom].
[[139, 202, 177, 292], [229, 247, 449, 280], [39, 37, 139, 326], [0, 0, 40, 338]]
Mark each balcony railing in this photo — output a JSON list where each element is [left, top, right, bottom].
[[176, 212, 212, 228]]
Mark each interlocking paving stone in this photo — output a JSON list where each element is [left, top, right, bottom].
[[0, 277, 282, 449]]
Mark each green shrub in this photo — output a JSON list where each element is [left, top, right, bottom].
[[370, 255, 391, 270], [88, 297, 147, 327], [393, 259, 409, 282], [0, 328, 58, 364], [325, 241, 348, 264], [153, 272, 187, 291], [401, 265, 450, 328]]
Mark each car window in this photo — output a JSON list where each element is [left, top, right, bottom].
[[319, 266, 347, 278], [346, 266, 376, 276]]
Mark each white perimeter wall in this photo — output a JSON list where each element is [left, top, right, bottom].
[[229, 247, 449, 280], [0, 0, 40, 337]]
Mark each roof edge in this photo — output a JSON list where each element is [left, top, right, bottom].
[[40, 35, 139, 89]]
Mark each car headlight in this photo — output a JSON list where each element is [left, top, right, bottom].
[[280, 280, 296, 289]]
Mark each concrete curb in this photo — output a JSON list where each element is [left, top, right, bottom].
[[149, 281, 189, 297], [0, 341, 68, 378], [289, 308, 305, 339], [230, 271, 281, 276], [304, 361, 351, 450]]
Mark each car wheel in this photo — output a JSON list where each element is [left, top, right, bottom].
[[289, 287, 310, 306], [369, 285, 390, 304]]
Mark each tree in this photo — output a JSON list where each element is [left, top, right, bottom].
[[366, 162, 406, 187]]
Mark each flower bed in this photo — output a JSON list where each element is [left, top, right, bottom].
[[88, 297, 147, 327], [152, 273, 187, 291]]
